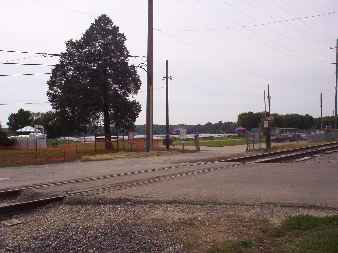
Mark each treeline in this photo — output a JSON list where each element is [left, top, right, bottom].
[[238, 112, 336, 130], [6, 109, 131, 138], [135, 121, 238, 135]]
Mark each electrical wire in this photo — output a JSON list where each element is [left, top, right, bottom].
[[0, 62, 55, 67], [0, 49, 145, 59], [158, 10, 335, 33], [0, 72, 51, 77], [0, 49, 60, 57]]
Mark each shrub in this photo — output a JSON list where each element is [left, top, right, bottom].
[[0, 130, 15, 146]]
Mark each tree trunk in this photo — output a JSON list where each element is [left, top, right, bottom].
[[122, 130, 125, 151], [103, 104, 112, 150], [116, 128, 119, 152]]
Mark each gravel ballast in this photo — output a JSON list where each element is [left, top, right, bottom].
[[1, 197, 338, 253]]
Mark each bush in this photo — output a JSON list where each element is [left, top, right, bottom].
[[0, 130, 15, 146]]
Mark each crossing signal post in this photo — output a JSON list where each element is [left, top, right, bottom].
[[320, 92, 323, 130], [162, 60, 173, 150], [264, 84, 272, 151]]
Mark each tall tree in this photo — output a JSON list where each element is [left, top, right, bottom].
[[47, 15, 141, 150], [7, 108, 34, 131]]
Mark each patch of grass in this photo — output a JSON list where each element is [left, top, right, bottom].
[[287, 228, 338, 253], [275, 215, 338, 253], [207, 240, 256, 253], [174, 137, 246, 147], [204, 215, 338, 253], [280, 215, 338, 232]]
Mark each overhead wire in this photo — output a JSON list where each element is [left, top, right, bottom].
[[265, 0, 333, 61], [0, 101, 49, 106], [0, 49, 60, 57], [0, 72, 51, 77], [0, 62, 55, 67], [0, 48, 146, 59], [159, 10, 335, 33]]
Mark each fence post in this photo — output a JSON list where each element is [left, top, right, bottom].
[[63, 145, 66, 161], [35, 136, 38, 161], [94, 133, 97, 153]]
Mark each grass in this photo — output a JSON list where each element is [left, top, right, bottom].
[[280, 215, 338, 253], [81, 150, 171, 162], [205, 215, 338, 253], [0, 143, 109, 167], [174, 137, 246, 148], [207, 240, 256, 253]]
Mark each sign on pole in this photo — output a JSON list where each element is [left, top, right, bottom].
[[179, 128, 187, 140]]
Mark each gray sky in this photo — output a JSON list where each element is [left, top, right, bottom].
[[0, 0, 337, 126]]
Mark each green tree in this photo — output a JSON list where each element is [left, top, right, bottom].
[[33, 111, 80, 138], [238, 112, 264, 130], [47, 15, 141, 149], [7, 108, 34, 131]]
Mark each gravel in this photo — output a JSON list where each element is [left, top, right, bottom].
[[1, 196, 338, 253]]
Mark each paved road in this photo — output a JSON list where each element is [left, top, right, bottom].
[[105, 152, 338, 209]]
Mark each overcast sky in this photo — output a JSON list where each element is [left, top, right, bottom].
[[0, 0, 337, 126]]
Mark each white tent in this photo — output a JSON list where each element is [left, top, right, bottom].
[[16, 126, 40, 133]]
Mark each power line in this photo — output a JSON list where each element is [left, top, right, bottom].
[[0, 49, 60, 57], [0, 49, 146, 59], [0, 62, 55, 67], [0, 72, 51, 77], [157, 10, 336, 33], [0, 101, 49, 106]]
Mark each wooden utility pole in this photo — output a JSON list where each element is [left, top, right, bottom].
[[266, 84, 272, 151], [163, 60, 172, 150], [145, 0, 154, 152], [335, 39, 338, 129], [330, 39, 338, 129], [264, 90, 267, 114], [320, 92, 323, 129]]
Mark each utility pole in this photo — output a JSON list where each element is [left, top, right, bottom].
[[162, 60, 173, 150], [145, 0, 154, 152], [336, 39, 338, 129], [320, 92, 323, 130], [330, 39, 338, 129], [264, 90, 267, 114]]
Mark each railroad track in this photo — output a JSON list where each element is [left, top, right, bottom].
[[1, 141, 337, 215], [0, 163, 241, 215], [223, 141, 338, 163], [0, 160, 223, 200], [254, 144, 338, 163]]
